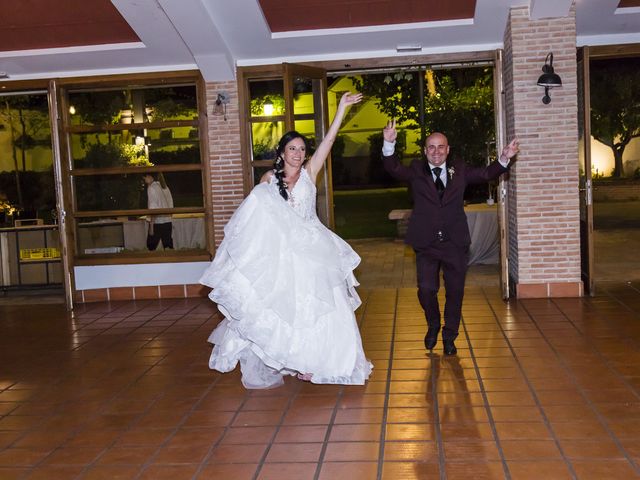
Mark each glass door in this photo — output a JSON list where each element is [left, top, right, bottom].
[[577, 46, 594, 295], [283, 64, 332, 227]]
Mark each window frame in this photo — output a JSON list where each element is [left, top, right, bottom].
[[57, 72, 214, 265]]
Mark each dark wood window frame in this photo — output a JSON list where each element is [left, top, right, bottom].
[[56, 72, 214, 266]]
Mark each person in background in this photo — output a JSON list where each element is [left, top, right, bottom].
[[143, 172, 174, 250]]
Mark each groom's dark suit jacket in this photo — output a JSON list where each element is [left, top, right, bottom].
[[383, 155, 508, 250]]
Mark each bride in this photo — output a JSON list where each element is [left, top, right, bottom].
[[200, 92, 373, 389]]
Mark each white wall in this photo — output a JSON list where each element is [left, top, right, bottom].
[[74, 261, 210, 290]]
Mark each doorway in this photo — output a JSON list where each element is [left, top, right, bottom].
[[239, 52, 510, 296], [0, 90, 64, 304], [579, 46, 640, 292]]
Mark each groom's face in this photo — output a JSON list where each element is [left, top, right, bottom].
[[425, 133, 449, 167]]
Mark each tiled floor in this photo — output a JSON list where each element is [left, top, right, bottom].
[[1, 241, 640, 479]]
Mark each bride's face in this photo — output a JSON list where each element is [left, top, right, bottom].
[[283, 138, 306, 171]]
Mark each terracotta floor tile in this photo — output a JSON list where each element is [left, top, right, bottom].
[[381, 461, 440, 479], [506, 460, 573, 479], [138, 464, 198, 479], [257, 462, 317, 480], [549, 420, 611, 439], [195, 463, 258, 479], [95, 445, 157, 465], [443, 440, 502, 461], [490, 406, 543, 422], [233, 410, 285, 427], [558, 439, 627, 459], [439, 406, 490, 423], [81, 465, 142, 479], [165, 427, 225, 447], [317, 461, 378, 480], [153, 443, 211, 464], [323, 441, 380, 462], [535, 389, 586, 405], [207, 443, 269, 464], [329, 423, 382, 442], [386, 407, 434, 423], [113, 427, 173, 446], [383, 441, 438, 461], [334, 407, 384, 424], [274, 425, 328, 443], [0, 447, 53, 467], [440, 422, 496, 441], [41, 446, 104, 465], [0, 468, 27, 480], [20, 465, 86, 479], [494, 421, 553, 440], [220, 426, 277, 445], [264, 442, 322, 463], [444, 462, 505, 480], [500, 439, 563, 460], [571, 459, 638, 480], [385, 423, 436, 441]]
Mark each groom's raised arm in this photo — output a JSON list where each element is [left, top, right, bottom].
[[381, 119, 411, 182]]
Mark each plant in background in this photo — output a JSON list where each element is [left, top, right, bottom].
[[250, 95, 285, 117], [0, 198, 20, 217], [591, 57, 640, 178], [121, 144, 152, 167]]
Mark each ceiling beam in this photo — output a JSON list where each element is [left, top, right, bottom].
[[529, 0, 574, 20], [156, 0, 235, 81]]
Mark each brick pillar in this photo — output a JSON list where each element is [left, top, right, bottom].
[[205, 81, 244, 247], [503, 6, 583, 298]]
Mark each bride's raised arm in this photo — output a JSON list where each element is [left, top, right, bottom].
[[307, 92, 362, 182]]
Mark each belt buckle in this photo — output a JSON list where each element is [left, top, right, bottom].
[[436, 230, 444, 242]]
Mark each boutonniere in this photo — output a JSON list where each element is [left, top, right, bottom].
[[447, 166, 455, 180]]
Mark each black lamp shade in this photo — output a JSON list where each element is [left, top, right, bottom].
[[537, 70, 562, 87]]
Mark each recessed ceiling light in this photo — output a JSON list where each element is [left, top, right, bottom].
[[396, 44, 422, 52]]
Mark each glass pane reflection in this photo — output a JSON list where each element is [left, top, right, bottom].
[[71, 128, 200, 169], [75, 171, 203, 212], [76, 213, 206, 254], [68, 85, 197, 126]]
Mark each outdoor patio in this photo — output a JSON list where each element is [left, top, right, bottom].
[[0, 241, 639, 479]]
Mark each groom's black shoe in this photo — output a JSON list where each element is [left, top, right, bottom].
[[443, 339, 457, 355], [424, 327, 440, 351]]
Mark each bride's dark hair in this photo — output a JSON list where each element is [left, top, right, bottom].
[[273, 131, 309, 201]]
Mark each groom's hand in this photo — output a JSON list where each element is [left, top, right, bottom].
[[383, 119, 397, 143]]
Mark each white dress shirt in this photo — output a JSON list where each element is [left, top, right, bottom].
[[147, 181, 173, 224]]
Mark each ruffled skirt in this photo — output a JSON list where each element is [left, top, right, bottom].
[[200, 183, 372, 388]]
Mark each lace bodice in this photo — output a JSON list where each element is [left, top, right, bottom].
[[272, 168, 318, 221]]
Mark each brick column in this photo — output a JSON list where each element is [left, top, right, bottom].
[[205, 81, 244, 247], [503, 6, 582, 298]]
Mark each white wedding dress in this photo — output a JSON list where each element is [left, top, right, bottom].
[[200, 167, 373, 389]]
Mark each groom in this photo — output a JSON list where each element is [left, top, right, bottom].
[[382, 120, 518, 355]]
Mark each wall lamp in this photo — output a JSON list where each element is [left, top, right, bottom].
[[213, 92, 230, 120], [537, 53, 562, 104]]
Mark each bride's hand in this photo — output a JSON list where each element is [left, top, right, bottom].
[[340, 92, 363, 107]]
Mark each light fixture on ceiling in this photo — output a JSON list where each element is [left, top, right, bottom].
[[396, 44, 422, 53], [537, 52, 562, 104], [213, 92, 230, 121]]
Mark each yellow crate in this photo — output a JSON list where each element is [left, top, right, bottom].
[[19, 248, 61, 260]]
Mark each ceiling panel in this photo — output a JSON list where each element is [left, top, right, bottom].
[[0, 0, 139, 52], [619, 0, 640, 7], [257, 0, 476, 33]]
